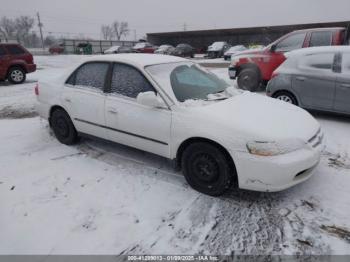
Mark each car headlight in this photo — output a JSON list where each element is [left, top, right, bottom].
[[246, 139, 306, 156]]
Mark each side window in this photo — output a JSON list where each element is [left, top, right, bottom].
[[299, 53, 335, 71], [342, 53, 350, 74], [74, 62, 109, 90], [6, 45, 25, 55], [0, 46, 6, 56], [275, 33, 306, 52], [309, 31, 332, 47], [111, 63, 155, 98]]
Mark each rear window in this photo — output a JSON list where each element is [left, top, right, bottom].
[[0, 46, 6, 56], [299, 53, 335, 71], [6, 45, 26, 55], [68, 62, 109, 91], [309, 31, 332, 47]]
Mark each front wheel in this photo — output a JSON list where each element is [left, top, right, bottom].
[[237, 68, 261, 92], [51, 109, 79, 145], [8, 67, 26, 84], [181, 142, 234, 196], [273, 91, 297, 105]]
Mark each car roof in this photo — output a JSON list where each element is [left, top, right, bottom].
[[293, 27, 345, 33], [286, 46, 350, 58], [85, 53, 188, 67]]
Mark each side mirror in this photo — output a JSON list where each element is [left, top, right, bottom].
[[270, 44, 277, 53], [137, 91, 167, 109]]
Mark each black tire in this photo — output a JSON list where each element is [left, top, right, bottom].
[[273, 91, 298, 105], [50, 109, 79, 145], [237, 68, 261, 92], [181, 142, 234, 196], [7, 67, 26, 84]]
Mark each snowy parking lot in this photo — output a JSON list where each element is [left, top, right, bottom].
[[1, 55, 350, 255]]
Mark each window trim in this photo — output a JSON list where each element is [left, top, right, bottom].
[[65, 61, 112, 93], [309, 31, 333, 47], [106, 62, 157, 97]]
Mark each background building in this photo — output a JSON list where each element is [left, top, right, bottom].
[[147, 21, 350, 51]]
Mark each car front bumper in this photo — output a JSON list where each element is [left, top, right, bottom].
[[231, 139, 324, 192]]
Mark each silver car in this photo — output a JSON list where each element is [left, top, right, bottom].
[[267, 46, 350, 115]]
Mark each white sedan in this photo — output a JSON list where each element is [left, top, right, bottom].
[[35, 54, 323, 196]]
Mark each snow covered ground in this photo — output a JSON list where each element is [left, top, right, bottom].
[[1, 55, 350, 255]]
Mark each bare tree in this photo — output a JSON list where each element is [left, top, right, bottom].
[[112, 21, 129, 40], [0, 17, 16, 41], [14, 16, 34, 45], [101, 25, 114, 40]]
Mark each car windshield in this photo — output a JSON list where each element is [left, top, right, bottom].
[[227, 46, 246, 52], [211, 42, 225, 49], [146, 62, 232, 102], [176, 44, 189, 49]]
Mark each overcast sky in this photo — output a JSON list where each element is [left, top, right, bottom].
[[0, 0, 349, 40]]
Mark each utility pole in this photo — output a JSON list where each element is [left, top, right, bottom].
[[133, 29, 137, 41], [37, 12, 44, 50], [183, 23, 187, 31]]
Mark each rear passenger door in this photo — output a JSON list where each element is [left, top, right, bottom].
[[63, 62, 110, 139], [292, 52, 337, 110], [334, 52, 350, 113]]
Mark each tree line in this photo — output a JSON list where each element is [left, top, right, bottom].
[[0, 15, 131, 48], [101, 21, 129, 41]]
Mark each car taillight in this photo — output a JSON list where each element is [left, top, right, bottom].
[[34, 83, 39, 96]]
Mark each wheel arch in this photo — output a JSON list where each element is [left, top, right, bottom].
[[272, 90, 299, 106], [48, 105, 70, 126], [7, 64, 27, 76], [176, 137, 238, 186]]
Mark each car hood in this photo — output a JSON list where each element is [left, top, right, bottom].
[[190, 92, 319, 142]]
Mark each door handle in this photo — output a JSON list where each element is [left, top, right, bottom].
[[107, 107, 118, 114], [64, 97, 72, 103], [340, 83, 350, 88], [296, 76, 306, 81]]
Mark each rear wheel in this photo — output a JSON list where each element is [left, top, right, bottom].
[[50, 109, 79, 145], [237, 68, 261, 92], [181, 142, 234, 196], [273, 91, 297, 105], [8, 67, 26, 84]]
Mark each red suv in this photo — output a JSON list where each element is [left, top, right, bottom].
[[229, 27, 349, 91], [0, 43, 36, 84]]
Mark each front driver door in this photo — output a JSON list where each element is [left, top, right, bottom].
[[105, 63, 171, 157], [62, 62, 110, 139], [292, 52, 337, 110]]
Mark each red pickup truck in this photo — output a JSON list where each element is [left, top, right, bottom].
[[229, 27, 349, 91], [0, 43, 36, 84]]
